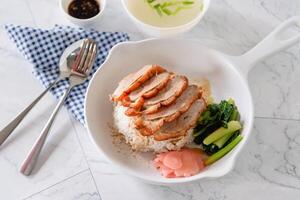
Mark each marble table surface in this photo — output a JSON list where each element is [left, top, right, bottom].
[[1, 0, 300, 199]]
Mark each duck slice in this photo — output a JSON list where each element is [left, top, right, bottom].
[[134, 117, 164, 136], [129, 72, 171, 101], [111, 65, 166, 102], [154, 99, 206, 141], [143, 75, 188, 114], [121, 72, 171, 113], [145, 85, 201, 121], [134, 85, 202, 135]]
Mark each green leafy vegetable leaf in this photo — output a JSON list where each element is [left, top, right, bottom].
[[182, 1, 194, 5], [193, 99, 241, 144], [145, 0, 196, 16], [162, 7, 172, 15]]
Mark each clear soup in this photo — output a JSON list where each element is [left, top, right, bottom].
[[126, 0, 203, 28]]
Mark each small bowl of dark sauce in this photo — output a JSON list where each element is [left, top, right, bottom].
[[60, 0, 106, 26]]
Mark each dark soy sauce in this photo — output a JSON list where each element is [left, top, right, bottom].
[[68, 0, 100, 19]]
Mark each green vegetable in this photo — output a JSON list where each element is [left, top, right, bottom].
[[145, 0, 195, 16], [202, 131, 240, 155], [229, 109, 239, 121], [193, 104, 220, 136], [182, 1, 194, 5], [193, 98, 242, 161], [173, 6, 182, 15], [193, 121, 222, 144], [223, 131, 240, 147], [202, 143, 219, 155], [227, 98, 235, 105], [203, 121, 242, 145], [205, 135, 243, 165], [214, 130, 239, 148], [153, 4, 162, 16], [195, 100, 237, 130], [162, 7, 172, 15], [218, 100, 235, 127], [193, 99, 241, 145]]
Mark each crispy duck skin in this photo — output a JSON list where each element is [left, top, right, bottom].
[[134, 85, 202, 135], [154, 99, 206, 141], [111, 65, 166, 102], [128, 72, 171, 101], [121, 72, 171, 114], [142, 75, 188, 114]]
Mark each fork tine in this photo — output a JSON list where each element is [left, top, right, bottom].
[[82, 42, 97, 74], [76, 39, 92, 72], [73, 39, 89, 70], [81, 41, 94, 72]]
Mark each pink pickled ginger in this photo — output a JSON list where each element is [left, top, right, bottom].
[[154, 148, 205, 178]]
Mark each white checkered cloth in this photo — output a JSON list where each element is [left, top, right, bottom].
[[5, 24, 130, 124]]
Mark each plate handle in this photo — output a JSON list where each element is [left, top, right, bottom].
[[229, 16, 300, 78]]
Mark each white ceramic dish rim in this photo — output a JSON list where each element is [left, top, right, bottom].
[[84, 16, 300, 184], [59, 0, 106, 23], [84, 38, 254, 184], [121, 0, 210, 31]]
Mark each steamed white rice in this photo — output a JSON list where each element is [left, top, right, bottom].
[[113, 104, 193, 153]]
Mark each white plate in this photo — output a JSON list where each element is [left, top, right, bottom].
[[85, 17, 300, 185]]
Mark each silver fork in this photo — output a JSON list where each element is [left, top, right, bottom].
[[20, 39, 97, 175]]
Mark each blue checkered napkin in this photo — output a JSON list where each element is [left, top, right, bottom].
[[5, 24, 130, 124]]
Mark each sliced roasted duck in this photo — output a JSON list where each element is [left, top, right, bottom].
[[154, 99, 206, 141], [111, 65, 166, 102], [145, 85, 201, 121], [122, 72, 171, 111], [128, 72, 171, 101], [135, 85, 202, 135], [142, 75, 188, 114], [111, 65, 207, 142]]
